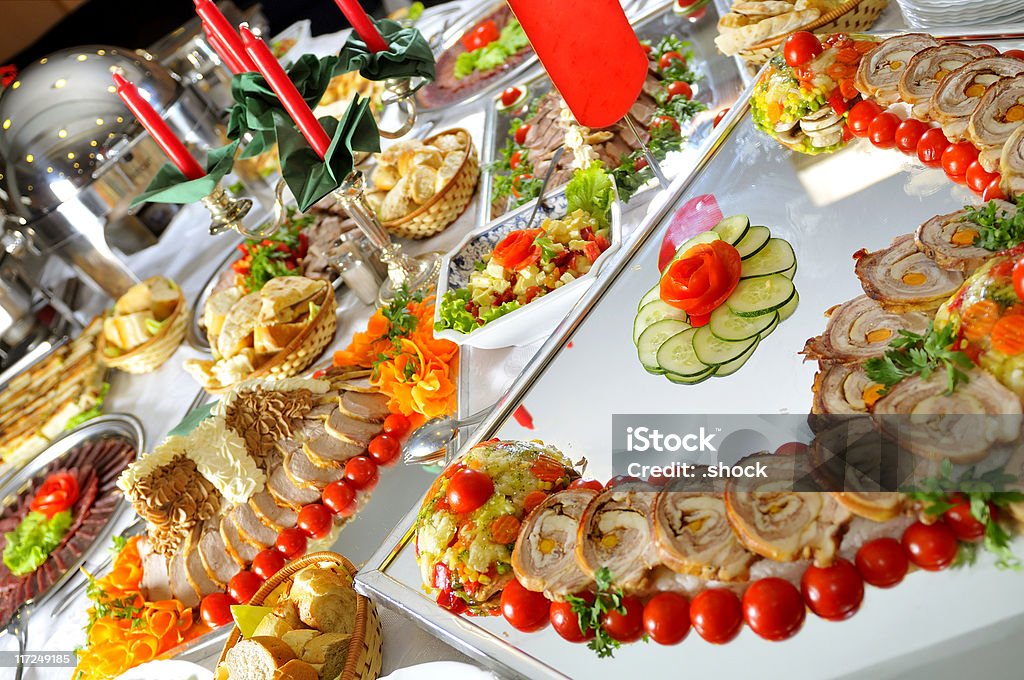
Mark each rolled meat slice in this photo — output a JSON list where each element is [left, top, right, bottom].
[[652, 482, 756, 581], [811, 362, 883, 426], [512, 488, 597, 600], [914, 207, 1008, 272], [872, 368, 1022, 464], [855, 33, 938, 105], [1002, 123, 1024, 197], [808, 415, 915, 501], [830, 493, 906, 522], [967, 74, 1024, 171], [802, 295, 932, 364], [930, 56, 1024, 141], [576, 486, 660, 593], [724, 451, 851, 566], [899, 43, 999, 120], [854, 234, 965, 313]]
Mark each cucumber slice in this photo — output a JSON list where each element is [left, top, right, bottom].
[[692, 325, 757, 366], [671, 231, 721, 263], [634, 300, 687, 344], [638, 284, 661, 310], [708, 305, 777, 341], [735, 226, 771, 259], [778, 290, 799, 321], [780, 262, 797, 280], [666, 365, 717, 384], [711, 215, 750, 246], [716, 338, 759, 377], [655, 327, 708, 377], [740, 238, 797, 278], [638, 319, 690, 373], [759, 314, 780, 338], [727, 275, 796, 318]]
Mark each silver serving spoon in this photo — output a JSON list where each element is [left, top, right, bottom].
[[404, 408, 491, 465], [524, 146, 566, 230]]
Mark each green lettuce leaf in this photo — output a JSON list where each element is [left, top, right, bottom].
[[3, 510, 73, 576], [565, 162, 614, 229]]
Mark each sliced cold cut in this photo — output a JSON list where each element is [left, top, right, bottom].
[[802, 295, 932, 364], [512, 489, 596, 600], [853, 234, 964, 313]]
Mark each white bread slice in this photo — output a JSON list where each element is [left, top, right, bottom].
[[254, 322, 306, 356], [281, 629, 318, 657], [149, 278, 180, 320], [258, 277, 324, 323], [114, 281, 153, 316], [218, 292, 262, 359], [252, 612, 297, 639], [299, 632, 350, 679], [104, 311, 156, 351], [224, 636, 297, 680], [272, 659, 318, 680], [205, 286, 245, 348]]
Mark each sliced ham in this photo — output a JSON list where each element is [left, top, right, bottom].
[[930, 56, 1024, 141], [138, 537, 173, 601], [967, 74, 1024, 171], [325, 409, 380, 447], [855, 33, 938, 105], [168, 550, 200, 608], [231, 503, 278, 549], [854, 234, 964, 313], [900, 43, 999, 120], [268, 455, 321, 509], [248, 490, 298, 532], [198, 523, 240, 588], [802, 295, 932, 364], [1001, 123, 1024, 198], [284, 445, 346, 490], [576, 487, 661, 593], [183, 529, 221, 599], [303, 434, 363, 468], [914, 207, 1005, 272], [219, 513, 261, 567], [512, 489, 596, 600], [339, 391, 390, 423]]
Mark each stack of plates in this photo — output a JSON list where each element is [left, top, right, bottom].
[[896, 0, 1024, 28]]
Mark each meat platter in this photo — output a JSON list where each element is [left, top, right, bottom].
[[357, 29, 1024, 680]]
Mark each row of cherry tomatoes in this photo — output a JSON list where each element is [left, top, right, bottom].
[[198, 414, 411, 628]]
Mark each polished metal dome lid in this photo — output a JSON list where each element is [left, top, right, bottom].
[[0, 46, 183, 223]]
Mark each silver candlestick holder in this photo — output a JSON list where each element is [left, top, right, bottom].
[[377, 77, 421, 139]]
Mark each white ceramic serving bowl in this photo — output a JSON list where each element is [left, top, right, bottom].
[[434, 188, 622, 349]]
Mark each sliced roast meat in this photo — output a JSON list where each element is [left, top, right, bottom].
[[304, 403, 336, 420], [219, 513, 261, 566], [304, 433, 363, 468], [914, 207, 1006, 272], [248, 490, 298, 532], [811, 362, 881, 426], [967, 74, 1024, 171], [168, 550, 200, 608], [284, 445, 346, 490], [199, 524, 241, 587], [138, 537, 173, 601], [268, 460, 322, 509], [231, 503, 278, 549], [339, 391, 390, 423], [512, 489, 596, 600], [830, 492, 907, 522], [1002, 123, 1024, 198], [855, 34, 938, 105], [325, 409, 380, 447], [802, 295, 932, 364], [930, 56, 1024, 140], [854, 234, 964, 313], [183, 529, 221, 599], [576, 487, 661, 593], [900, 43, 999, 120], [289, 417, 326, 442]]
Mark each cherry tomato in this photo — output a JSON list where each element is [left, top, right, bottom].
[[446, 468, 494, 514], [1004, 49, 1024, 60], [659, 51, 686, 71], [514, 124, 531, 145], [667, 81, 693, 100], [509, 149, 524, 170], [297, 503, 333, 539], [868, 112, 901, 148], [801, 559, 864, 621], [651, 115, 681, 134], [462, 19, 499, 51], [855, 537, 908, 588], [966, 160, 998, 194], [569, 479, 603, 492], [847, 100, 884, 138], [943, 496, 986, 542], [642, 43, 653, 56], [500, 579, 549, 632], [643, 592, 690, 645], [200, 592, 234, 627], [634, 156, 648, 171], [942, 141, 979, 180], [690, 588, 743, 644], [602, 595, 644, 643], [743, 578, 805, 641], [902, 521, 958, 571], [344, 455, 379, 491], [322, 479, 357, 517], [605, 475, 642, 489], [500, 87, 523, 108], [275, 527, 308, 560], [1013, 259, 1024, 303], [368, 434, 401, 465], [784, 31, 824, 67], [983, 176, 1007, 201], [917, 127, 949, 167], [251, 549, 286, 580], [775, 441, 809, 457], [382, 413, 410, 437], [894, 118, 928, 154], [713, 108, 730, 128], [228, 571, 264, 604], [550, 598, 594, 643]]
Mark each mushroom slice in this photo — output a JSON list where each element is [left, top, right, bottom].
[[915, 207, 1010, 272], [872, 368, 1022, 464], [899, 43, 999, 120], [967, 74, 1024, 171], [576, 486, 660, 593], [802, 295, 931, 364], [1002, 123, 1024, 199], [724, 451, 851, 566], [930, 56, 1024, 141], [855, 33, 939, 105], [512, 488, 597, 600], [854, 234, 964, 313]]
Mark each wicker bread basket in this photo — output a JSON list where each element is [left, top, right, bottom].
[[382, 128, 480, 240], [98, 278, 188, 374], [218, 551, 382, 680], [737, 0, 889, 67], [207, 285, 338, 394]]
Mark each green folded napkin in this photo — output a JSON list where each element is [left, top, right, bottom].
[[338, 18, 436, 83], [227, 54, 342, 159], [167, 401, 216, 437], [130, 140, 239, 206], [277, 94, 381, 212]]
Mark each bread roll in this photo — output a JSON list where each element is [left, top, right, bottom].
[[300, 632, 351, 680], [281, 629, 318, 657], [289, 568, 357, 635], [217, 292, 261, 359], [272, 660, 319, 680], [253, 612, 297, 639], [223, 636, 297, 680]]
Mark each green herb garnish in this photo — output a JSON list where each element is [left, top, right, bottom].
[[967, 195, 1024, 251], [864, 322, 973, 395], [566, 567, 636, 658]]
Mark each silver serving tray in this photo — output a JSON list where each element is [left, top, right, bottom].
[[358, 29, 1024, 680]]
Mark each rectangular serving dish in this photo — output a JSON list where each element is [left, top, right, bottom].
[[359, 29, 1024, 680]]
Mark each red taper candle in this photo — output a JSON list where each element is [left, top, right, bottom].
[[194, 0, 257, 72], [112, 73, 206, 180], [202, 21, 243, 74], [239, 25, 332, 159], [333, 0, 390, 53]]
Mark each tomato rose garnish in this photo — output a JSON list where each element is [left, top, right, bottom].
[[659, 240, 742, 316], [30, 472, 80, 519], [491, 229, 543, 270]]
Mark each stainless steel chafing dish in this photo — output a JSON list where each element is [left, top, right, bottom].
[[0, 46, 223, 298]]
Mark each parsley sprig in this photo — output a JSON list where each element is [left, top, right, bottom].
[[566, 567, 642, 658], [371, 285, 425, 379], [966, 195, 1024, 251], [864, 322, 973, 395], [905, 459, 1024, 570]]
